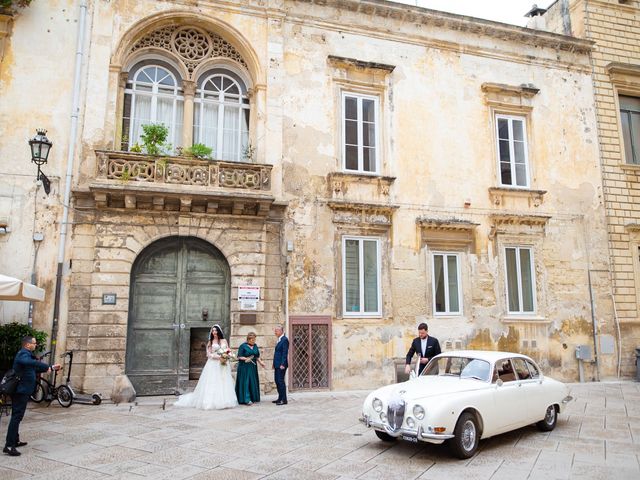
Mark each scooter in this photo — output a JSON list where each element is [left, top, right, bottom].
[[64, 351, 102, 405], [32, 351, 102, 406]]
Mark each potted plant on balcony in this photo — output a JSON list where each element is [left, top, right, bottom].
[[183, 143, 213, 160]]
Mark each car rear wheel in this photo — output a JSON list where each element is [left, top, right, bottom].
[[448, 412, 479, 459], [536, 405, 557, 432], [374, 430, 397, 442]]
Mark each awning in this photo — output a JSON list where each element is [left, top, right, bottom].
[[0, 274, 45, 302]]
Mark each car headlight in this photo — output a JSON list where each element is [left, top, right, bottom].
[[413, 405, 425, 420], [372, 398, 383, 412], [406, 417, 415, 428], [379, 412, 387, 421]]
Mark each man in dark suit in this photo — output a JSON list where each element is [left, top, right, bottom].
[[272, 325, 289, 406], [404, 323, 441, 376], [4, 336, 59, 457]]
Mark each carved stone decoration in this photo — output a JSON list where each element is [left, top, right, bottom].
[[417, 217, 479, 250], [95, 151, 272, 191], [130, 25, 247, 78], [488, 187, 547, 208], [328, 200, 398, 227]]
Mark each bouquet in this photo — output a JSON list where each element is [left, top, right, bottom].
[[215, 347, 237, 365]]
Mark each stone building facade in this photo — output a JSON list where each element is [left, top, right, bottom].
[[0, 0, 621, 395], [545, 0, 640, 377]]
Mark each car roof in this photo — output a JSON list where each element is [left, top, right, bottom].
[[434, 350, 534, 363]]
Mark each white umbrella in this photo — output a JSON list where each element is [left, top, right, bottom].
[[0, 274, 45, 302]]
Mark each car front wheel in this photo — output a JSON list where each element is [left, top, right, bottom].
[[374, 430, 397, 442], [536, 405, 557, 432], [448, 412, 479, 459]]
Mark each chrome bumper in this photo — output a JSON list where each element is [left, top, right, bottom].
[[359, 415, 454, 443]]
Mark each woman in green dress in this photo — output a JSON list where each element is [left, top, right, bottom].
[[235, 332, 265, 405]]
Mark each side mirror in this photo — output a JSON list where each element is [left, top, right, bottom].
[[496, 379, 504, 387], [409, 370, 417, 380]]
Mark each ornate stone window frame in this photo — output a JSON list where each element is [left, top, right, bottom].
[[111, 22, 259, 161], [329, 200, 397, 322], [328, 55, 394, 177], [489, 213, 550, 323], [607, 63, 640, 169], [417, 218, 478, 319], [624, 223, 640, 319], [482, 83, 546, 205]]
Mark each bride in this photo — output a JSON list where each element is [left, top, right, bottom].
[[175, 324, 238, 410]]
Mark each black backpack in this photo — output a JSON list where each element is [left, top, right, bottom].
[[0, 369, 21, 395]]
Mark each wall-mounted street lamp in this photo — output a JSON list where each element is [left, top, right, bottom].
[[28, 128, 53, 194]]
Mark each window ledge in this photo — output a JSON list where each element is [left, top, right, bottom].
[[488, 187, 546, 207], [619, 163, 640, 173], [501, 316, 549, 324]]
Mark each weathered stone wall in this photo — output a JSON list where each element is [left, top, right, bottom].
[[280, 0, 612, 386], [546, 0, 640, 377], [0, 1, 78, 336], [67, 205, 284, 393], [1, 0, 623, 394]]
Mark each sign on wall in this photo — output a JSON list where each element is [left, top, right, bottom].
[[238, 285, 260, 310]]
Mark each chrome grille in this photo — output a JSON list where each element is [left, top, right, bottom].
[[386, 400, 406, 431]]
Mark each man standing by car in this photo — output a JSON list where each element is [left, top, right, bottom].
[[272, 325, 289, 405], [404, 323, 441, 376], [4, 336, 59, 457]]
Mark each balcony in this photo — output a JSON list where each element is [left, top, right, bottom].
[[86, 150, 276, 216]]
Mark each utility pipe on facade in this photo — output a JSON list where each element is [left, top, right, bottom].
[[50, 0, 88, 362]]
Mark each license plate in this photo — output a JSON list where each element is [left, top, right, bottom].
[[402, 435, 418, 443]]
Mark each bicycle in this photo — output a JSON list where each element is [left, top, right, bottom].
[[30, 351, 73, 408]]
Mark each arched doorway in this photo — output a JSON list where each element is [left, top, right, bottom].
[[126, 236, 230, 395]]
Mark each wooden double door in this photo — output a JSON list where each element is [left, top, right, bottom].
[[126, 237, 230, 395]]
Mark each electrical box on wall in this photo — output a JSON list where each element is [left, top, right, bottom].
[[598, 334, 615, 355]]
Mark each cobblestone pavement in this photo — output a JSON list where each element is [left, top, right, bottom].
[[0, 382, 638, 479]]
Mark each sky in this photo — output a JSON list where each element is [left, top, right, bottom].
[[393, 1, 557, 27]]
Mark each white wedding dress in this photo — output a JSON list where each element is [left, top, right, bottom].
[[174, 340, 238, 410]]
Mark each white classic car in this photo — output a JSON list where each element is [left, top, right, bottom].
[[360, 350, 572, 458]]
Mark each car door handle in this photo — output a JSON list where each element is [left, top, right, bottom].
[[172, 323, 179, 330]]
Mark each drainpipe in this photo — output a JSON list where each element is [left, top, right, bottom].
[[50, 0, 88, 361]]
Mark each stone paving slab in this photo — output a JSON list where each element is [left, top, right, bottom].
[[0, 382, 639, 479]]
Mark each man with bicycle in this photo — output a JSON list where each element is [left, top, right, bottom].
[[4, 336, 59, 457]]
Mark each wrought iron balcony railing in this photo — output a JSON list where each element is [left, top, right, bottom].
[[95, 150, 272, 191]]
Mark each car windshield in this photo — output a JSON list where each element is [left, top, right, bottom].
[[422, 356, 491, 382]]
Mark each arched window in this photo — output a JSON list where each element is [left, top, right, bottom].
[[122, 64, 184, 150], [194, 71, 250, 162]]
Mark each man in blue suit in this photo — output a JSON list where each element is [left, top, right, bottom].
[[4, 336, 58, 457], [272, 325, 289, 406]]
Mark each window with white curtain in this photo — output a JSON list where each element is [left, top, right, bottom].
[[504, 246, 536, 314], [342, 92, 379, 173], [342, 236, 381, 316], [194, 72, 250, 162], [432, 253, 462, 315], [495, 114, 529, 187], [122, 64, 184, 150]]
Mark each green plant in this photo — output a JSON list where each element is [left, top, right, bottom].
[[0, 322, 47, 373], [120, 166, 131, 182], [0, 0, 33, 12], [129, 143, 142, 153], [156, 158, 168, 174], [140, 123, 170, 156], [183, 143, 213, 159], [242, 142, 256, 161]]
